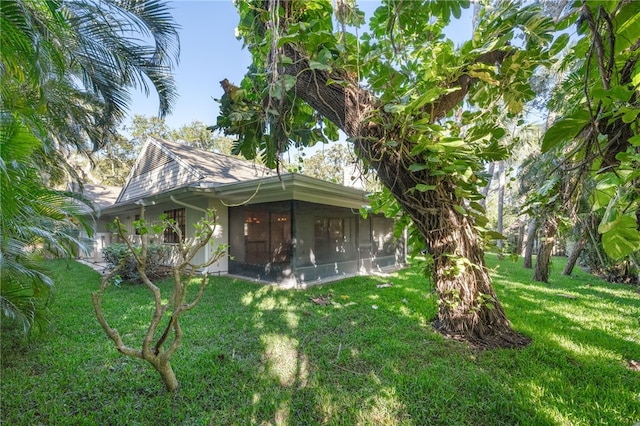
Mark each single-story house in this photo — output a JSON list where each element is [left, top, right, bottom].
[[81, 137, 404, 287]]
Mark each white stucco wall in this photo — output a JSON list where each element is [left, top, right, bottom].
[[96, 198, 229, 275], [206, 198, 229, 274]]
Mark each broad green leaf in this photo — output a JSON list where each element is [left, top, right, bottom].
[[451, 1, 462, 19], [590, 187, 616, 211], [491, 127, 506, 139], [309, 60, 331, 71], [621, 108, 639, 124], [453, 204, 466, 215], [633, 69, 640, 88], [268, 82, 284, 100], [408, 163, 429, 172], [408, 87, 454, 111], [283, 74, 296, 91], [629, 134, 640, 147], [384, 104, 406, 114], [469, 201, 486, 214], [278, 54, 293, 65], [600, 215, 640, 259], [541, 109, 591, 152], [317, 48, 333, 64], [437, 138, 465, 148], [469, 70, 499, 86], [614, 2, 640, 52], [415, 184, 436, 192], [485, 231, 507, 240], [549, 33, 570, 56], [592, 86, 634, 102]]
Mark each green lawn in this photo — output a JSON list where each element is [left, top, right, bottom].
[[1, 255, 639, 425]]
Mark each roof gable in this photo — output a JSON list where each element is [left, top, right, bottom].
[[115, 137, 271, 204]]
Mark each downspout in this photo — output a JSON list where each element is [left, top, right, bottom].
[[170, 195, 208, 213], [290, 200, 297, 284]]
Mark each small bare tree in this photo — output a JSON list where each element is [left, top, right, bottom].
[[91, 205, 226, 392]]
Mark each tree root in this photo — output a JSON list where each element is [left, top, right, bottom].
[[433, 319, 532, 350]]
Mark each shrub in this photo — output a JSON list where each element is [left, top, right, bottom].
[[102, 243, 172, 283]]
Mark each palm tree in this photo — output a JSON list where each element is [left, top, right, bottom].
[[0, 0, 179, 336], [0, 115, 92, 336]]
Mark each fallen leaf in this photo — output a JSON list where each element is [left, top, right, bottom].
[[376, 282, 393, 288], [310, 295, 331, 306], [628, 360, 640, 371], [557, 293, 577, 299], [566, 355, 581, 366], [371, 305, 379, 310]]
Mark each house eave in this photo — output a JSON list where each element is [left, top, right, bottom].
[[209, 173, 369, 209], [99, 174, 370, 216]]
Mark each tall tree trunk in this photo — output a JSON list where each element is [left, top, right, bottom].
[[365, 169, 518, 342], [276, 43, 527, 347], [562, 235, 586, 275], [356, 143, 524, 345], [516, 222, 525, 255], [425, 195, 514, 341], [523, 218, 537, 269], [533, 217, 558, 282], [585, 215, 608, 272], [496, 160, 505, 255], [479, 161, 495, 210]]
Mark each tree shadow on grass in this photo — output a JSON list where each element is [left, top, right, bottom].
[[487, 257, 640, 425], [2, 260, 638, 425], [176, 268, 563, 425]]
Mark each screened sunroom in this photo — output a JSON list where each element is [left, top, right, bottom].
[[228, 199, 402, 286]]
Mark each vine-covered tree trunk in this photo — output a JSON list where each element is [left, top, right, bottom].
[[533, 217, 558, 282], [364, 154, 522, 345], [274, 45, 528, 347], [523, 218, 537, 268], [422, 191, 514, 341], [562, 235, 586, 276]]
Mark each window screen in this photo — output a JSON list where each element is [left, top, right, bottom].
[[163, 208, 185, 244]]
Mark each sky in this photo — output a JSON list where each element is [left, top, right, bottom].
[[128, 0, 473, 131]]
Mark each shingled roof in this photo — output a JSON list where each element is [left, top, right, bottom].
[[115, 137, 273, 204], [158, 138, 272, 184]]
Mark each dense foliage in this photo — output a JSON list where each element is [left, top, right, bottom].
[[540, 1, 639, 261], [0, 0, 179, 336]]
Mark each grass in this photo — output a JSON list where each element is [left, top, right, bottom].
[[1, 255, 639, 425]]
